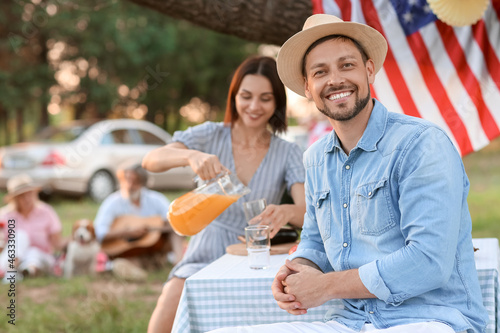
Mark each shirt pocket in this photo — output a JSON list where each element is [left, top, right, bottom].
[[355, 179, 396, 236], [314, 190, 331, 241]]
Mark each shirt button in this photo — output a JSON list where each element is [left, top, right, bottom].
[[345, 165, 350, 170], [343, 243, 348, 247], [343, 203, 348, 208], [369, 311, 374, 314], [368, 191, 372, 196]]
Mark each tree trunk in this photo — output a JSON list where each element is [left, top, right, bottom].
[[38, 33, 50, 129], [173, 106, 182, 133], [16, 108, 24, 143], [145, 106, 156, 123], [163, 107, 168, 131], [127, 0, 312, 45], [0, 104, 8, 146], [39, 102, 49, 129], [74, 103, 86, 120]]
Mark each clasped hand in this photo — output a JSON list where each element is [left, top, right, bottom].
[[271, 259, 328, 315]]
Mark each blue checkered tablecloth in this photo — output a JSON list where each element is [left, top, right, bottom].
[[172, 238, 500, 333]]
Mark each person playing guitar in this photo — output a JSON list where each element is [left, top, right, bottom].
[[93, 162, 185, 267]]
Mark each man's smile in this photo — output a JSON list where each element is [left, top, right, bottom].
[[327, 91, 353, 101]]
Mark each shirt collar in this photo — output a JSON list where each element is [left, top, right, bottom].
[[324, 99, 387, 154]]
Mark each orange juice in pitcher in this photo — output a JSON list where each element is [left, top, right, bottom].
[[168, 173, 250, 236]]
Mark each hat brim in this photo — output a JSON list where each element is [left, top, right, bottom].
[[277, 19, 388, 97], [4, 185, 42, 203]]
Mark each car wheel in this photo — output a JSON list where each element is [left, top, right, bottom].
[[88, 170, 115, 202]]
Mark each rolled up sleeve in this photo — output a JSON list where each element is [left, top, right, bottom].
[[289, 241, 332, 273], [359, 261, 406, 305]]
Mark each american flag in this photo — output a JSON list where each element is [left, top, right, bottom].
[[312, 0, 500, 156]]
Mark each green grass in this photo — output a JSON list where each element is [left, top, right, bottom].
[[0, 190, 187, 333], [463, 137, 500, 240], [0, 269, 171, 332], [0, 138, 498, 332], [0, 268, 172, 332]]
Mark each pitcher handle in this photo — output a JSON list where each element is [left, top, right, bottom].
[[192, 170, 230, 187]]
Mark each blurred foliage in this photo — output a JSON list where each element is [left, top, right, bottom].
[[0, 0, 259, 143]]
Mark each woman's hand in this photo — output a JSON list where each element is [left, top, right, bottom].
[[188, 151, 229, 181], [142, 142, 229, 178], [248, 204, 290, 238]]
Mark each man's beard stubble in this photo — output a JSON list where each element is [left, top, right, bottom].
[[128, 189, 141, 202], [318, 84, 371, 122], [121, 187, 141, 202]]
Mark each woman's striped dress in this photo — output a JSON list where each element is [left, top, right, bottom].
[[168, 122, 305, 279]]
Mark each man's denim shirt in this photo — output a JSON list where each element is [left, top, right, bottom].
[[290, 100, 488, 332]]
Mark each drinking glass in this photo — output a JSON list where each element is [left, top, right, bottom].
[[243, 198, 267, 224], [244, 225, 270, 269]]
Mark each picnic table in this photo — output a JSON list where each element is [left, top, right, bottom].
[[172, 238, 500, 333]]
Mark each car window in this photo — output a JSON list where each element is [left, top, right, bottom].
[[35, 125, 89, 142], [135, 130, 166, 145], [109, 129, 133, 144], [100, 133, 114, 145]]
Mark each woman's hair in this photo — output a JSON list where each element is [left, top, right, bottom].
[[223, 56, 287, 134]]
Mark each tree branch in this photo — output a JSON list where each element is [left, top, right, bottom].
[[126, 0, 312, 45]]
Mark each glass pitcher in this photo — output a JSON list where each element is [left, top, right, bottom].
[[168, 172, 251, 236]]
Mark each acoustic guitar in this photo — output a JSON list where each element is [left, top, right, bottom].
[[101, 215, 172, 258]]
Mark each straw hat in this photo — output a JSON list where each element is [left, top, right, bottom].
[[277, 14, 388, 97], [4, 174, 41, 202]]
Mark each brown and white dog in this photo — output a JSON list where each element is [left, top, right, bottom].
[[64, 219, 100, 279]]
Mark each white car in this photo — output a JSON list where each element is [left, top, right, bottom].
[[0, 119, 196, 202]]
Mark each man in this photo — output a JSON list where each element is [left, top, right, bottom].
[[93, 163, 184, 267], [0, 174, 63, 279], [210, 14, 488, 333]]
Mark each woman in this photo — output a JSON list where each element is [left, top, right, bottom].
[[143, 55, 306, 333], [0, 174, 63, 279]]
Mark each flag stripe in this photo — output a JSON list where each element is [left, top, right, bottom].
[[312, 0, 325, 15], [334, 0, 351, 21], [472, 21, 500, 93], [360, 0, 422, 118], [494, 0, 500, 20], [317, 0, 500, 155], [464, 19, 500, 140], [420, 23, 489, 151], [406, 31, 473, 155], [371, 69, 405, 116], [483, 7, 500, 71], [435, 21, 500, 141], [375, 1, 451, 135]]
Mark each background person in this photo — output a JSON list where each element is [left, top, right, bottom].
[[209, 14, 488, 333], [93, 163, 184, 267], [0, 174, 64, 279], [142, 55, 306, 333]]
